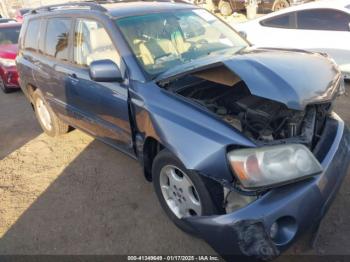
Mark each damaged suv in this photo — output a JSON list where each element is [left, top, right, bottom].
[[17, 1, 350, 260]]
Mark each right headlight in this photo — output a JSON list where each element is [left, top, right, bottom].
[[227, 144, 323, 189]]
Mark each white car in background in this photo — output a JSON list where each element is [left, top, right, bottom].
[[234, 0, 350, 78]]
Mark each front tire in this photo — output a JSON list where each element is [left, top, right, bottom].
[[152, 149, 224, 234], [33, 89, 69, 137]]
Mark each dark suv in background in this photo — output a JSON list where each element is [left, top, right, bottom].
[[198, 0, 312, 16], [17, 1, 350, 260]]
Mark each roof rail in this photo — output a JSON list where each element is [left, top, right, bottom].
[[30, 1, 108, 14]]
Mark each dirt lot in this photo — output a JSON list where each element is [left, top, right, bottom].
[[0, 84, 349, 258]]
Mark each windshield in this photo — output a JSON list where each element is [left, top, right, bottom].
[[116, 9, 248, 77], [0, 26, 21, 45]]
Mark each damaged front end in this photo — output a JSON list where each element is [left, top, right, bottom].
[[158, 52, 343, 150], [156, 49, 350, 259], [173, 78, 334, 149], [184, 114, 350, 260]]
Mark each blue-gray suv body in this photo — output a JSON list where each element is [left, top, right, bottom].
[[16, 1, 350, 260]]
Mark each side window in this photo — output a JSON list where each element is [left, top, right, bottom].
[[24, 19, 41, 51], [38, 20, 46, 54], [74, 19, 121, 67], [260, 13, 295, 29], [297, 9, 350, 31], [44, 18, 71, 61]]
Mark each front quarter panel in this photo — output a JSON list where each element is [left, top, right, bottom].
[[130, 81, 256, 182]]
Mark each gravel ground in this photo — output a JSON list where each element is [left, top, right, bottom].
[[0, 84, 349, 259]]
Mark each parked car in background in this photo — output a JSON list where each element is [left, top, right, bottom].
[[234, 0, 350, 78], [17, 1, 350, 260], [0, 22, 21, 93], [15, 8, 31, 23], [200, 0, 311, 16], [0, 18, 17, 24]]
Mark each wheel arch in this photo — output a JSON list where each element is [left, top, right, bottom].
[[142, 136, 165, 181], [25, 83, 38, 109]]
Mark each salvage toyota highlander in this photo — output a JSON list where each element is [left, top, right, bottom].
[[16, 1, 350, 260]]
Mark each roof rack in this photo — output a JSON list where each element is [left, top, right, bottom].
[[30, 0, 190, 15], [30, 1, 108, 14]]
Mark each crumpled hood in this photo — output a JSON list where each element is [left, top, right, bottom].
[[157, 48, 341, 110]]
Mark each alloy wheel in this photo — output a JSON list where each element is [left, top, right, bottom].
[[36, 97, 52, 131], [159, 165, 202, 219]]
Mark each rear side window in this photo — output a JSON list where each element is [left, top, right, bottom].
[[260, 13, 295, 29], [45, 18, 71, 61], [24, 19, 40, 51], [297, 9, 350, 31]]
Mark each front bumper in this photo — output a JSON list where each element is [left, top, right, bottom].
[[184, 113, 350, 260]]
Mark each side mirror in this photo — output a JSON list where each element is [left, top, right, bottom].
[[238, 31, 247, 39], [89, 59, 123, 82]]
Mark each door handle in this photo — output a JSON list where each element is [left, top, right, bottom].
[[68, 73, 77, 79], [68, 73, 79, 85], [33, 61, 42, 69]]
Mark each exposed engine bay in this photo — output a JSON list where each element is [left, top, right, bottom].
[[166, 76, 332, 148]]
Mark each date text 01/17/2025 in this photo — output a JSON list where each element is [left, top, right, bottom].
[[127, 256, 220, 261]]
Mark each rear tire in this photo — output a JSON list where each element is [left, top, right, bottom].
[[272, 0, 289, 11], [152, 149, 224, 234], [0, 77, 11, 93], [218, 0, 233, 16], [32, 89, 69, 137]]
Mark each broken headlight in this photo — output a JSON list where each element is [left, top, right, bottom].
[[227, 144, 323, 189]]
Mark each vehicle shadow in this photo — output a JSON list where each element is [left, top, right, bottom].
[[0, 90, 42, 159], [0, 138, 213, 255]]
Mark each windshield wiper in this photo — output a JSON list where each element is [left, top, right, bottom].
[[207, 46, 246, 56], [154, 46, 248, 82]]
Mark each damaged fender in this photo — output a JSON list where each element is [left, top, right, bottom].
[[129, 80, 256, 182]]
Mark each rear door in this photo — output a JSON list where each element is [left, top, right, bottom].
[[250, 11, 298, 48], [32, 17, 73, 105], [294, 9, 350, 49], [41, 18, 73, 105], [294, 8, 350, 72], [61, 18, 134, 155], [17, 18, 45, 93]]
